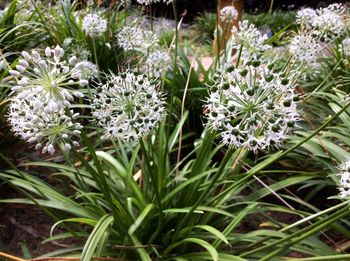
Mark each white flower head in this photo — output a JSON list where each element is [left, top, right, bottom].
[[296, 8, 317, 29], [117, 25, 159, 54], [72, 61, 98, 80], [206, 62, 301, 152], [7, 90, 82, 155], [231, 20, 270, 62], [325, 3, 347, 15], [289, 33, 320, 65], [63, 38, 91, 60], [146, 51, 172, 77], [312, 7, 344, 38], [337, 159, 350, 198], [296, 4, 348, 40], [92, 71, 166, 141], [220, 6, 238, 23], [82, 13, 107, 37], [136, 0, 172, 5], [8, 46, 91, 112]]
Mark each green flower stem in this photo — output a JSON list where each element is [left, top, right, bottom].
[[92, 37, 101, 83]]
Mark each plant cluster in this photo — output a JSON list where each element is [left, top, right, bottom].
[[1, 1, 350, 261]]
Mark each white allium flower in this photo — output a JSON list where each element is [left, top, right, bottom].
[[136, 0, 172, 5], [63, 38, 91, 60], [137, 0, 154, 4], [7, 90, 82, 155], [289, 34, 320, 64], [231, 20, 270, 61], [296, 8, 317, 29], [8, 46, 90, 112], [82, 13, 107, 37], [220, 6, 238, 23], [72, 61, 98, 80], [312, 7, 344, 38], [92, 71, 166, 141], [337, 159, 350, 198], [341, 38, 350, 57], [296, 4, 348, 40], [206, 62, 300, 152], [325, 3, 347, 15], [117, 25, 159, 54], [146, 51, 172, 77]]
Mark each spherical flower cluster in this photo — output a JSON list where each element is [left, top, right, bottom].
[[8, 46, 95, 111], [136, 0, 173, 5], [72, 61, 98, 80], [296, 4, 348, 39], [117, 25, 159, 54], [6, 46, 94, 154], [137, 0, 155, 4], [296, 8, 317, 29], [82, 13, 107, 37], [231, 20, 270, 62], [326, 3, 347, 15], [92, 71, 166, 141], [63, 38, 91, 61], [7, 90, 82, 155], [341, 38, 350, 57], [146, 51, 172, 77], [289, 34, 320, 65], [337, 159, 350, 198], [206, 62, 300, 152], [220, 6, 238, 23], [312, 8, 344, 38]]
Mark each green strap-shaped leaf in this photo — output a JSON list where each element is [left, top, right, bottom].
[[165, 238, 218, 261], [81, 214, 114, 261], [194, 225, 229, 245], [128, 204, 154, 235]]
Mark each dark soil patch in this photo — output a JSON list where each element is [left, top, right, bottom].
[[0, 138, 81, 259]]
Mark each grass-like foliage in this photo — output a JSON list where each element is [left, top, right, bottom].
[[1, 1, 350, 260]]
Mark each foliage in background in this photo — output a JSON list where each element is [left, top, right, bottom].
[[191, 9, 297, 45]]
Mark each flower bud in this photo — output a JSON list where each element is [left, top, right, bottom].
[[22, 51, 32, 61], [45, 47, 51, 57]]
